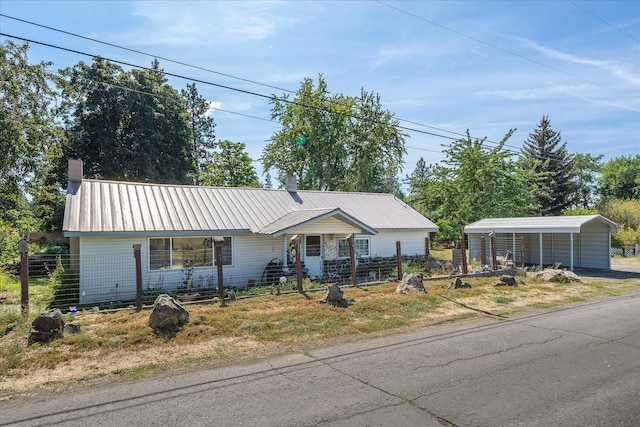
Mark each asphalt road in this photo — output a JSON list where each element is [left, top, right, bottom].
[[2, 293, 639, 426]]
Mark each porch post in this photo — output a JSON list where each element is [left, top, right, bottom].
[[282, 235, 288, 267], [512, 233, 516, 266]]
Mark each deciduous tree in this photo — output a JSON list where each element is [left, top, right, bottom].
[[200, 140, 259, 188], [597, 155, 640, 202]]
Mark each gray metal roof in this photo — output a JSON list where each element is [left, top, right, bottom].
[[464, 215, 618, 234], [63, 179, 438, 236]]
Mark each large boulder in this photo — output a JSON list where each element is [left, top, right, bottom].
[[148, 294, 189, 335], [532, 269, 581, 283], [28, 309, 65, 344], [397, 273, 427, 294]]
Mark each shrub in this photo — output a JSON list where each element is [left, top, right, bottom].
[[47, 256, 80, 309]]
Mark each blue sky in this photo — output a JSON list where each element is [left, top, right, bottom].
[[1, 1, 639, 184]]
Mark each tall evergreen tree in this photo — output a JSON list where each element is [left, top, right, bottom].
[[181, 83, 217, 179], [57, 58, 194, 184], [520, 116, 577, 216]]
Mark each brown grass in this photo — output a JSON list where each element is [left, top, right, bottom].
[[2, 266, 639, 399]]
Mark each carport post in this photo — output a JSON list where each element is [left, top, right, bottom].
[[213, 237, 226, 305], [570, 232, 574, 272], [539, 233, 543, 270], [133, 244, 142, 311]]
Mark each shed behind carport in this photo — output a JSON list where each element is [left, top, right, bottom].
[[464, 215, 618, 271]]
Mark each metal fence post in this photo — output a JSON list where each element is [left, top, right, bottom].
[[396, 241, 402, 280], [460, 229, 468, 275], [213, 237, 225, 305], [347, 234, 357, 286], [133, 244, 142, 310], [424, 237, 431, 273], [489, 231, 497, 271], [290, 235, 303, 292], [19, 238, 29, 317]]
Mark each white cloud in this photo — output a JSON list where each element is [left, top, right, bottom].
[[204, 101, 222, 117], [119, 1, 302, 46]]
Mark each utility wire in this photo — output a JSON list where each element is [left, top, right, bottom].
[[1, 32, 567, 163], [375, 0, 639, 99], [568, 0, 640, 43]]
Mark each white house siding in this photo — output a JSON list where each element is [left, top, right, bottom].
[[370, 230, 429, 257], [289, 217, 361, 236], [580, 222, 610, 269], [78, 236, 140, 304]]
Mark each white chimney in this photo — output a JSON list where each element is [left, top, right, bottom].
[[285, 171, 297, 192], [68, 159, 83, 183]]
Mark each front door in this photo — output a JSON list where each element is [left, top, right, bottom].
[[304, 235, 323, 279]]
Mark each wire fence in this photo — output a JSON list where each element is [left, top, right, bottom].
[[2, 241, 438, 317]]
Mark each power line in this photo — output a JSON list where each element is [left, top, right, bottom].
[[374, 0, 639, 99], [568, 0, 640, 43], [0, 32, 564, 164]]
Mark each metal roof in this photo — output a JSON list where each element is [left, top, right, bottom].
[[463, 215, 618, 234], [63, 179, 438, 236], [256, 208, 377, 236]]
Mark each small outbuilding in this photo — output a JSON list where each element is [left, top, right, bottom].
[[464, 215, 618, 271]]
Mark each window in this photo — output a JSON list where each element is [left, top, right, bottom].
[[305, 236, 321, 257], [149, 236, 232, 270], [338, 237, 370, 258]]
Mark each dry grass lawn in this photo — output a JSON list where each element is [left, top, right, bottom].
[[2, 257, 639, 400]]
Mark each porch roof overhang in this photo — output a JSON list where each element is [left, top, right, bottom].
[[256, 207, 378, 237]]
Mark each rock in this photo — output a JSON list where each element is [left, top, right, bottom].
[[319, 284, 354, 308], [491, 280, 508, 287], [148, 294, 189, 335], [397, 273, 427, 294], [323, 284, 344, 302], [64, 322, 81, 335], [28, 309, 65, 344], [532, 269, 582, 283], [500, 275, 517, 286], [448, 277, 472, 289]]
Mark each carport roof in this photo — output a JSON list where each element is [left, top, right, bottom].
[[464, 215, 618, 234]]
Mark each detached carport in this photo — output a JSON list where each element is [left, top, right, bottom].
[[464, 215, 618, 271]]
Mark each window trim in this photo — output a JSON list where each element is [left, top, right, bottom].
[[148, 236, 233, 271], [337, 237, 371, 259]]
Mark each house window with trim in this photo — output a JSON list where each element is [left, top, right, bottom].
[[149, 236, 232, 270], [337, 237, 370, 258]]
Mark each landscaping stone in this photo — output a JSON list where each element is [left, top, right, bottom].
[[319, 284, 354, 308], [397, 273, 427, 294], [500, 275, 517, 286], [64, 322, 81, 335], [148, 294, 189, 335], [532, 269, 582, 283], [28, 308, 65, 344], [448, 277, 472, 289]]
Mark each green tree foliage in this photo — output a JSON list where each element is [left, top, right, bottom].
[[0, 41, 60, 224], [199, 140, 259, 187], [57, 58, 194, 184], [520, 116, 577, 216], [597, 155, 640, 202], [181, 83, 217, 178], [571, 153, 603, 209], [599, 199, 640, 248], [263, 75, 406, 194], [408, 130, 536, 241]]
